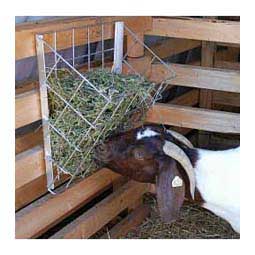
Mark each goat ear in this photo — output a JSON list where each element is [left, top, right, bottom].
[[155, 157, 185, 223]]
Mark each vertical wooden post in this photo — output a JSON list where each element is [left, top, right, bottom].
[[126, 31, 146, 212], [198, 17, 216, 147], [124, 30, 152, 78], [127, 32, 144, 58]]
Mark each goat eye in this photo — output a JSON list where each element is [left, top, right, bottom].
[[133, 149, 145, 160]]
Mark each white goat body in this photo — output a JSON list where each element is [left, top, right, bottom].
[[195, 147, 240, 233], [136, 127, 240, 233]]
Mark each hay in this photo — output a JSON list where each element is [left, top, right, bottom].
[[47, 69, 157, 178], [125, 194, 240, 239]]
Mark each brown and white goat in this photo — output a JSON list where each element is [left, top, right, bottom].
[[95, 125, 240, 233]]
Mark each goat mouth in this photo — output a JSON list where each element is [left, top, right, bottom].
[[94, 144, 112, 163]]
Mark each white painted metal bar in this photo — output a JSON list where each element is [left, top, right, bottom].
[[36, 34, 55, 191], [112, 22, 124, 74]]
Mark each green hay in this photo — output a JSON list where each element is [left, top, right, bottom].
[[47, 68, 156, 178]]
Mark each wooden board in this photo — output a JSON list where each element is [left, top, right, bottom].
[[198, 35, 216, 147], [199, 40, 216, 109], [150, 38, 201, 59], [100, 204, 150, 239], [15, 146, 70, 210], [184, 60, 240, 71], [214, 60, 240, 70], [146, 17, 240, 44], [146, 103, 240, 133], [15, 89, 41, 129], [15, 146, 45, 190], [15, 127, 43, 155], [16, 168, 121, 238], [212, 91, 240, 107], [216, 47, 240, 62], [16, 174, 48, 211], [150, 63, 240, 93], [50, 181, 149, 239], [16, 16, 152, 60], [169, 89, 199, 106]]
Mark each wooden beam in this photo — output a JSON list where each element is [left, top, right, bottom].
[[15, 146, 45, 190], [50, 181, 149, 239], [217, 42, 240, 48], [16, 16, 152, 60], [146, 17, 240, 44], [16, 174, 47, 211], [15, 89, 41, 129], [127, 32, 144, 58], [15, 127, 43, 155], [200, 40, 216, 109], [212, 91, 240, 107], [169, 89, 199, 106], [182, 59, 240, 70], [215, 60, 240, 70], [15, 145, 69, 210], [216, 47, 240, 62], [16, 168, 121, 239], [146, 103, 240, 133], [150, 63, 240, 93], [150, 38, 201, 59], [198, 30, 216, 147], [100, 204, 150, 239]]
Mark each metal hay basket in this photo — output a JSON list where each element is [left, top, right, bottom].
[[36, 20, 175, 192]]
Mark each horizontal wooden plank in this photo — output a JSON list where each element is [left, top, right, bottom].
[[216, 47, 240, 62], [16, 174, 47, 211], [146, 103, 240, 133], [169, 89, 199, 106], [182, 59, 240, 70], [15, 89, 41, 129], [16, 168, 121, 239], [217, 42, 240, 48], [150, 63, 240, 93], [16, 168, 69, 211], [150, 38, 201, 59], [15, 127, 43, 155], [15, 146, 45, 190], [50, 181, 149, 239], [16, 16, 152, 60], [15, 144, 69, 210], [215, 60, 240, 70], [100, 204, 150, 239], [146, 17, 240, 44], [15, 81, 39, 95], [212, 91, 240, 107]]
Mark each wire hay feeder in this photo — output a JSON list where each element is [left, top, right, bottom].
[[36, 20, 175, 192]]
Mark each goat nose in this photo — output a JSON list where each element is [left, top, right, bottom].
[[95, 144, 111, 162], [97, 144, 108, 153]]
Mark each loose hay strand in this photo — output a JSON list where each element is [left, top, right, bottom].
[[125, 194, 240, 239]]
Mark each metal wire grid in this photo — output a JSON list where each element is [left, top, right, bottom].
[[36, 21, 176, 192]]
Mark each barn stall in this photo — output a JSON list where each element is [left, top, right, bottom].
[[15, 16, 240, 239]]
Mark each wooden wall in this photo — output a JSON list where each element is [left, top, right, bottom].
[[15, 16, 240, 239]]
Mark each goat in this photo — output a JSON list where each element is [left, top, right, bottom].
[[95, 125, 240, 233]]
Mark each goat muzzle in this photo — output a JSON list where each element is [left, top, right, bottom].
[[94, 144, 112, 163]]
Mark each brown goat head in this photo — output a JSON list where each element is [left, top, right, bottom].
[[95, 125, 195, 223], [95, 126, 166, 183]]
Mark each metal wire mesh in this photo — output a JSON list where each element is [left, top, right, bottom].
[[36, 21, 175, 191]]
